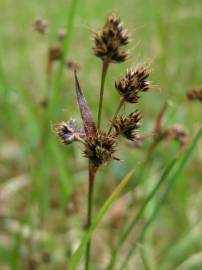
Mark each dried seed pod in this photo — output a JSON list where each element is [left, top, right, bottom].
[[47, 46, 63, 78], [66, 60, 80, 72], [154, 125, 189, 147], [57, 28, 67, 42], [165, 125, 189, 146], [54, 119, 84, 144], [115, 65, 151, 103], [33, 18, 48, 34], [112, 111, 142, 141], [93, 14, 130, 63], [187, 88, 202, 102], [84, 131, 117, 167]]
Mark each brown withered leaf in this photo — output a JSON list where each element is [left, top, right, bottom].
[[74, 70, 97, 137]]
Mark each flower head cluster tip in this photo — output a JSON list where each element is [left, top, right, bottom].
[[54, 119, 84, 144], [84, 131, 117, 167], [115, 65, 151, 103], [154, 125, 189, 147], [112, 111, 142, 141], [33, 18, 48, 34], [187, 88, 202, 102], [93, 14, 130, 63]]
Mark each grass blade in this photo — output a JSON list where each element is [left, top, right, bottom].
[[107, 156, 178, 270], [120, 127, 202, 269], [48, 0, 79, 117], [69, 169, 135, 270]]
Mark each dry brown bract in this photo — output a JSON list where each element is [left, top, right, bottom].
[[115, 65, 151, 103], [93, 14, 130, 63]]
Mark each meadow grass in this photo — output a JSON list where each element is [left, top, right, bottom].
[[0, 0, 202, 269]]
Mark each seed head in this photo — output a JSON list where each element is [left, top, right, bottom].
[[187, 88, 202, 102], [57, 28, 67, 42], [115, 65, 151, 103], [112, 111, 142, 141], [33, 18, 48, 35], [84, 131, 117, 167], [66, 60, 80, 72], [93, 14, 130, 63], [154, 125, 189, 147], [54, 119, 84, 144]]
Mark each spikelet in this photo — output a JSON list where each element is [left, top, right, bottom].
[[54, 119, 84, 144], [112, 111, 142, 141], [93, 14, 130, 63], [84, 131, 117, 167], [115, 65, 151, 103], [187, 88, 202, 102]]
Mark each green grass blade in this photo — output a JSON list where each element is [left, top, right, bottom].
[[107, 157, 178, 270], [159, 217, 202, 270], [120, 127, 202, 270], [69, 169, 135, 270], [48, 0, 79, 117]]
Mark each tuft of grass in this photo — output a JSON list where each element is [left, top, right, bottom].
[[69, 169, 135, 270], [119, 127, 202, 269]]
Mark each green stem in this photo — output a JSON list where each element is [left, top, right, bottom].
[[85, 163, 96, 270], [97, 61, 109, 129], [108, 97, 125, 134]]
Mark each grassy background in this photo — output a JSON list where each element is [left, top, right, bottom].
[[0, 0, 202, 269]]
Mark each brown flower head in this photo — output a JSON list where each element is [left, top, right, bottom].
[[33, 18, 48, 34], [187, 88, 202, 102], [54, 119, 85, 144], [154, 125, 189, 147], [115, 65, 151, 103], [127, 134, 145, 148], [112, 111, 142, 141], [84, 131, 117, 167], [93, 14, 130, 63], [57, 28, 67, 43]]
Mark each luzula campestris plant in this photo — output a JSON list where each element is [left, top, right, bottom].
[[54, 14, 151, 269]]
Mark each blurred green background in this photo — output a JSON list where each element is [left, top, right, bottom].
[[0, 0, 201, 269]]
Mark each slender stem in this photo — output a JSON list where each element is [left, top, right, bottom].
[[108, 96, 125, 134], [85, 162, 96, 270], [97, 60, 109, 129]]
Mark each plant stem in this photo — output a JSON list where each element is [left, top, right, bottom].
[[97, 60, 109, 129], [108, 96, 125, 134], [85, 162, 96, 270]]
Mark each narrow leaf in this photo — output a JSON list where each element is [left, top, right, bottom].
[[107, 156, 178, 270], [120, 127, 202, 269], [69, 168, 135, 270], [74, 70, 96, 136]]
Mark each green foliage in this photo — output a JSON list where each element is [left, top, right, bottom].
[[0, 0, 201, 269]]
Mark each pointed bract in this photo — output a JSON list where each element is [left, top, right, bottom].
[[74, 70, 97, 137]]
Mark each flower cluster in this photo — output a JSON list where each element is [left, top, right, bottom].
[[54, 14, 151, 169], [154, 125, 189, 147], [115, 65, 151, 103], [187, 88, 202, 102], [84, 131, 117, 167], [93, 14, 130, 63], [54, 119, 84, 144], [112, 111, 142, 141]]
